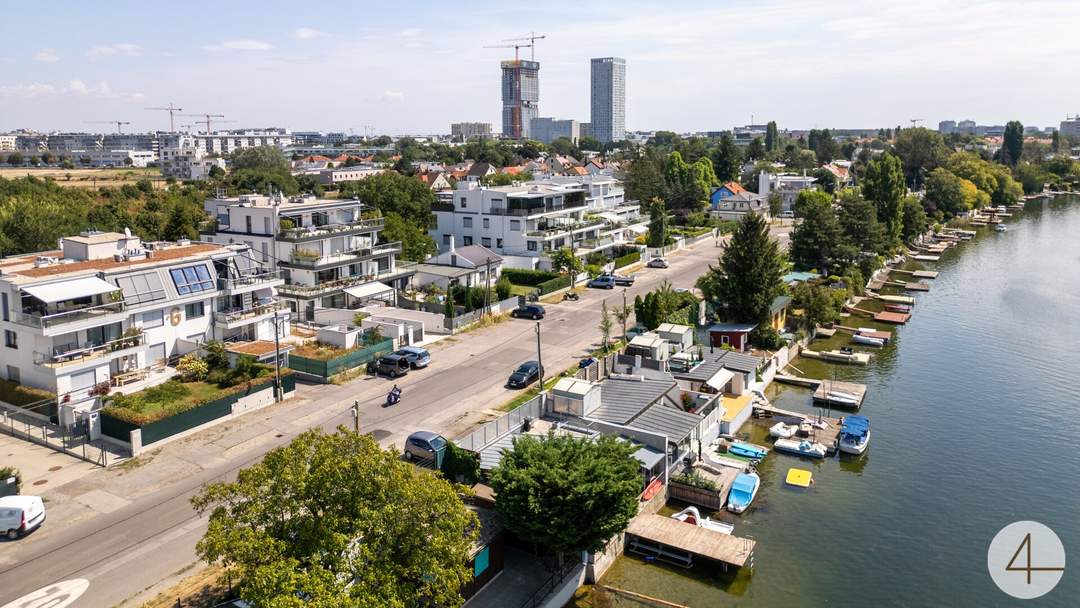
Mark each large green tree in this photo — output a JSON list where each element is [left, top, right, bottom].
[[697, 213, 784, 326], [861, 153, 906, 248], [764, 121, 779, 153], [893, 127, 947, 187], [338, 171, 436, 228], [1002, 121, 1024, 167], [489, 434, 640, 555], [900, 196, 928, 244], [382, 212, 436, 261], [191, 429, 478, 608], [646, 197, 669, 248], [789, 190, 845, 273], [710, 135, 742, 182]]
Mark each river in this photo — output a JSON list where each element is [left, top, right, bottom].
[[584, 194, 1080, 607]]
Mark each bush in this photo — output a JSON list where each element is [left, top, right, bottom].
[[441, 442, 480, 485], [750, 325, 784, 349], [0, 467, 21, 495], [502, 268, 560, 286], [363, 326, 384, 346], [495, 274, 512, 300], [177, 353, 209, 381], [536, 274, 571, 294], [613, 250, 641, 269], [202, 341, 230, 370], [673, 470, 717, 491], [585, 264, 603, 279]]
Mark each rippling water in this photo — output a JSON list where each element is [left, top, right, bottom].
[[592, 195, 1080, 607]]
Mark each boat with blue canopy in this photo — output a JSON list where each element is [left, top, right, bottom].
[[839, 415, 871, 455], [727, 471, 761, 513]]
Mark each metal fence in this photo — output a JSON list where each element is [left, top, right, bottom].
[[0, 400, 121, 467], [517, 560, 580, 608], [454, 394, 547, 452]]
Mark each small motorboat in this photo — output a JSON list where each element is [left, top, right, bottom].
[[671, 506, 735, 534], [995, 224, 1007, 232], [727, 472, 761, 513], [785, 468, 814, 487], [773, 438, 828, 459], [769, 422, 797, 439], [852, 334, 885, 347], [883, 303, 912, 313], [839, 415, 871, 455], [822, 390, 861, 408], [728, 442, 768, 461]]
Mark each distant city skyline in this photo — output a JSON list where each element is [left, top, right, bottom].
[[2, 0, 1079, 135]]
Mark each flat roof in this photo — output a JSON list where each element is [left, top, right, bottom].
[[0, 243, 225, 284]]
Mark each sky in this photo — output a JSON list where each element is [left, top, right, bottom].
[[2, 0, 1079, 135]]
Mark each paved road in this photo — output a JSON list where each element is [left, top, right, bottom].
[[0, 238, 732, 608]]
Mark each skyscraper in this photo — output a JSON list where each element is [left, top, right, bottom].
[[501, 59, 540, 139], [590, 57, 626, 143]]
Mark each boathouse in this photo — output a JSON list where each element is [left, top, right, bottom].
[[707, 322, 757, 351]]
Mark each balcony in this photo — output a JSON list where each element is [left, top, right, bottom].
[[277, 217, 384, 242], [283, 241, 402, 268], [275, 262, 417, 298], [213, 302, 289, 328], [218, 270, 285, 291], [34, 330, 147, 369], [11, 301, 127, 333], [526, 218, 606, 238]]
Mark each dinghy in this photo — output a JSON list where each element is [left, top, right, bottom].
[[728, 442, 768, 461], [671, 506, 735, 534], [852, 334, 885, 347], [773, 438, 828, 459], [769, 422, 798, 439], [727, 472, 761, 513]]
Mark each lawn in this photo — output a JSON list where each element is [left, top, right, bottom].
[[0, 379, 55, 406], [508, 283, 535, 297], [292, 342, 361, 361], [103, 367, 281, 426]]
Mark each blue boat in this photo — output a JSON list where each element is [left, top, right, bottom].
[[727, 471, 761, 513], [839, 415, 871, 455], [728, 442, 768, 461]]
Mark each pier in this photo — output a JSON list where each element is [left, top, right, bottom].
[[813, 379, 868, 409], [800, 348, 870, 365], [873, 310, 911, 324], [626, 514, 756, 569], [751, 405, 844, 453]]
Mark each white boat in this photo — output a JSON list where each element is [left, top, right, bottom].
[[769, 422, 798, 438], [838, 415, 871, 455], [852, 334, 885, 347], [773, 438, 828, 459], [671, 506, 735, 534], [995, 224, 1007, 232], [822, 390, 861, 408], [727, 472, 761, 514]]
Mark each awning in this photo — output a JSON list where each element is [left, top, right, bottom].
[[632, 444, 665, 470], [343, 281, 394, 300], [23, 276, 118, 303], [627, 224, 649, 235], [705, 368, 735, 391]]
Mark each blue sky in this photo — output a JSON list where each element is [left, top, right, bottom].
[[2, 0, 1079, 134]]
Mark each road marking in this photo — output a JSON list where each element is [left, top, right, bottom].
[[1, 578, 89, 608]]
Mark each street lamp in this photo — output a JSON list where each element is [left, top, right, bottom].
[[535, 321, 544, 388]]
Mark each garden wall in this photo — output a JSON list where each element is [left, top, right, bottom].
[[288, 339, 394, 381]]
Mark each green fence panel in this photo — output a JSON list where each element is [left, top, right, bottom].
[[291, 340, 394, 380], [100, 412, 139, 441], [282, 373, 296, 393], [287, 354, 328, 377], [140, 395, 235, 445]]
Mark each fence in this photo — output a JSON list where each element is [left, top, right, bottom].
[[443, 296, 521, 332], [455, 394, 547, 453], [517, 560, 582, 608], [574, 352, 619, 382], [613, 250, 641, 269], [288, 340, 394, 380], [1, 399, 120, 466]]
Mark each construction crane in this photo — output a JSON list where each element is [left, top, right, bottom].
[[145, 104, 183, 132], [483, 42, 533, 61], [85, 120, 131, 133], [910, 118, 924, 128], [501, 32, 546, 61], [180, 113, 228, 133]]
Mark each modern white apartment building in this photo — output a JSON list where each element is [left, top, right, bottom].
[[200, 195, 414, 320], [69, 149, 157, 168], [450, 123, 493, 142], [0, 135, 16, 151], [530, 118, 579, 144], [160, 146, 227, 180], [0, 231, 289, 421], [758, 171, 817, 212], [162, 130, 294, 156], [1060, 116, 1080, 139], [590, 57, 626, 143]]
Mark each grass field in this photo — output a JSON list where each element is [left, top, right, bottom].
[[0, 167, 166, 189]]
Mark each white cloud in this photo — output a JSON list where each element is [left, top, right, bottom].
[[0, 82, 56, 98], [294, 27, 327, 40], [87, 43, 142, 59], [399, 28, 422, 37], [382, 90, 404, 100], [66, 79, 143, 101], [203, 39, 274, 51], [34, 49, 60, 63]]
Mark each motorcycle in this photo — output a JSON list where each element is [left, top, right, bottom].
[[563, 292, 580, 302], [385, 386, 402, 407]]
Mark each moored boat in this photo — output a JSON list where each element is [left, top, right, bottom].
[[769, 422, 797, 438], [773, 438, 828, 459], [838, 415, 871, 455], [671, 505, 735, 534], [995, 224, 1007, 232], [727, 472, 761, 513], [852, 334, 885, 347], [728, 442, 768, 461], [821, 390, 861, 408]]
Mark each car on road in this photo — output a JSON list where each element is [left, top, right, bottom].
[[395, 346, 431, 369], [511, 304, 546, 319], [507, 361, 542, 389], [0, 495, 46, 540], [611, 274, 635, 286], [780, 210, 795, 219], [647, 257, 669, 269], [373, 353, 411, 378], [587, 275, 616, 289], [404, 431, 448, 463]]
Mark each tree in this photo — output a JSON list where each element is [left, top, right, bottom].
[[924, 167, 975, 217], [861, 153, 906, 248], [578, 136, 602, 152], [598, 299, 613, 352], [208, 164, 225, 179], [765, 121, 779, 152], [338, 171, 436, 229], [811, 168, 838, 194], [813, 129, 839, 164], [162, 203, 197, 241], [623, 150, 667, 204], [1015, 162, 1048, 195], [489, 433, 640, 556], [791, 282, 845, 332], [767, 191, 783, 219], [1002, 121, 1024, 167], [747, 137, 765, 161], [837, 191, 885, 255], [1051, 129, 1063, 154], [646, 197, 669, 248], [698, 213, 784, 327], [382, 212, 436, 261], [612, 300, 632, 341], [29, 156, 40, 167], [900, 196, 928, 244], [549, 246, 583, 277], [711, 135, 742, 182], [191, 429, 478, 608], [789, 190, 845, 273], [6, 152, 23, 166], [893, 127, 947, 187]]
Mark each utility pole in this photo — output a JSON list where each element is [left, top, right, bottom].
[[351, 400, 360, 434], [622, 287, 628, 341], [535, 321, 544, 389], [272, 309, 283, 401], [484, 257, 492, 316]]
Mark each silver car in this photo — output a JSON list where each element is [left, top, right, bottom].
[[396, 346, 431, 369]]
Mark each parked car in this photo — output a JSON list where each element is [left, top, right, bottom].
[[587, 275, 616, 289], [647, 257, 669, 269], [511, 304, 546, 320], [404, 431, 447, 463], [374, 353, 411, 378], [0, 495, 45, 540], [507, 361, 541, 389], [780, 210, 795, 219], [610, 274, 635, 286], [395, 346, 431, 369]]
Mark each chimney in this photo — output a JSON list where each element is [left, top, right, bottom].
[[448, 235, 455, 253]]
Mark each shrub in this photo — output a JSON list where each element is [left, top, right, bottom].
[[441, 442, 480, 485], [502, 268, 560, 286], [202, 341, 230, 370], [177, 353, 209, 381], [673, 470, 717, 491], [495, 274, 512, 300], [0, 467, 22, 495], [750, 325, 784, 349], [536, 274, 571, 294], [613, 250, 641, 269], [364, 326, 384, 346], [585, 264, 603, 279]]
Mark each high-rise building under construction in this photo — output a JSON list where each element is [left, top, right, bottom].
[[501, 59, 539, 139]]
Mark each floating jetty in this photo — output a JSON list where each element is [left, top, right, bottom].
[[877, 294, 915, 305], [800, 349, 871, 365], [912, 254, 941, 262], [751, 405, 844, 452], [888, 268, 939, 279], [627, 514, 756, 569], [874, 311, 911, 324], [813, 379, 868, 409]]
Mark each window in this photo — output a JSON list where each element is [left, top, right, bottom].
[[141, 310, 164, 328], [463, 217, 473, 228], [170, 264, 214, 295], [245, 216, 252, 233], [5, 366, 18, 384], [481, 237, 491, 247], [496, 238, 503, 248], [483, 218, 490, 229], [510, 220, 521, 231], [1, 292, 7, 322], [459, 197, 467, 209], [463, 236, 473, 246], [185, 301, 205, 319], [4, 330, 16, 349], [527, 241, 537, 251], [443, 234, 451, 246]]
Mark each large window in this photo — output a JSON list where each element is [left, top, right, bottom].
[[185, 302, 206, 319], [463, 217, 473, 228], [510, 220, 521, 231], [116, 272, 167, 305], [170, 264, 214, 295], [141, 310, 164, 328], [4, 330, 17, 349]]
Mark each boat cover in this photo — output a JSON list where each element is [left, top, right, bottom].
[[731, 473, 758, 494], [841, 415, 869, 437]]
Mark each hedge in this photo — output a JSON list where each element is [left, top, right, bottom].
[[537, 274, 571, 294], [614, 250, 641, 269], [502, 268, 560, 286]]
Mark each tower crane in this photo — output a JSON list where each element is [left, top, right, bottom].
[[179, 113, 229, 133], [910, 118, 924, 128], [84, 120, 131, 133], [145, 104, 183, 132], [483, 42, 533, 61], [501, 32, 546, 61]]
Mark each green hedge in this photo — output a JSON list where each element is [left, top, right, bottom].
[[614, 250, 641, 269], [502, 268, 560, 286], [289, 339, 394, 380], [537, 274, 571, 294]]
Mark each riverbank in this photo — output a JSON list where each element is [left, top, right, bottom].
[[576, 193, 1080, 607]]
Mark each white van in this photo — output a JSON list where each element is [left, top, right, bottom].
[[0, 495, 46, 539]]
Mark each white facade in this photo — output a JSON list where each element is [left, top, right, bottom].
[[590, 57, 626, 143], [450, 123, 493, 141], [200, 195, 413, 320], [1060, 117, 1080, 139], [759, 171, 817, 212], [314, 166, 384, 185], [530, 118, 579, 144], [69, 149, 157, 168], [0, 135, 16, 151], [0, 232, 288, 419], [160, 146, 226, 180]]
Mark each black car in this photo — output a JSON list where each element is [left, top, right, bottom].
[[373, 353, 411, 378], [511, 304, 546, 320], [507, 361, 541, 389]]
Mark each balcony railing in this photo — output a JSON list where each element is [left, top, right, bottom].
[[33, 331, 146, 367], [218, 270, 284, 290], [11, 301, 126, 330], [277, 217, 384, 241], [214, 302, 288, 324], [276, 262, 417, 297], [285, 241, 401, 267], [526, 218, 605, 237]]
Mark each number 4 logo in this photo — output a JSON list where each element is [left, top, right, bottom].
[[990, 521, 1066, 599], [1006, 533, 1065, 585]]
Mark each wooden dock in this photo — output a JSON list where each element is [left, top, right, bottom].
[[813, 379, 868, 409], [904, 281, 931, 292], [670, 463, 739, 510], [913, 254, 941, 262], [627, 514, 756, 568], [774, 373, 821, 388], [874, 311, 911, 324], [751, 406, 843, 453]]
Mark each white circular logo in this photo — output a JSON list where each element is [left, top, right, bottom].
[[0, 579, 90, 608], [987, 521, 1065, 599]]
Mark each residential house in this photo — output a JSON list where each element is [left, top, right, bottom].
[[668, 346, 764, 435], [709, 181, 769, 221], [707, 322, 757, 351], [417, 171, 453, 191], [758, 171, 817, 212], [314, 165, 384, 186], [0, 231, 289, 424], [413, 242, 503, 291], [467, 162, 496, 180], [160, 146, 225, 180], [201, 194, 414, 321], [820, 162, 853, 189]]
